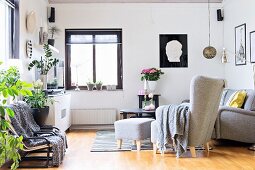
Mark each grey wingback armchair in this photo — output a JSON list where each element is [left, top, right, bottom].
[[151, 76, 225, 157]]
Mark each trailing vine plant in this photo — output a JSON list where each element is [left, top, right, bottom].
[[0, 62, 32, 170]]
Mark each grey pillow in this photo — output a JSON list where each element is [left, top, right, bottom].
[[219, 89, 228, 106], [243, 90, 255, 111], [223, 89, 236, 106]]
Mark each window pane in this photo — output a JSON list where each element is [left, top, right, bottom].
[[70, 35, 93, 44], [70, 44, 93, 86], [95, 35, 118, 43], [95, 44, 117, 85], [0, 2, 9, 63]]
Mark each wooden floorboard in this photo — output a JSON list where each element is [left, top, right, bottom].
[[2, 130, 255, 170]]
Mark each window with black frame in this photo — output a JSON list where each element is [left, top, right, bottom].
[[65, 29, 123, 90], [0, 0, 19, 61]]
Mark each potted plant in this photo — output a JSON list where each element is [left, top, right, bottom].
[[86, 81, 94, 91], [141, 68, 164, 92], [24, 80, 52, 126], [47, 78, 58, 89], [0, 62, 32, 170], [95, 81, 103, 90], [28, 44, 59, 89], [48, 26, 60, 46]]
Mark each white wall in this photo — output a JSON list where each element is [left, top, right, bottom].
[[50, 3, 224, 110], [19, 0, 48, 82], [223, 0, 255, 89]]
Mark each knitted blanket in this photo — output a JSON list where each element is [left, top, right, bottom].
[[9, 101, 67, 167], [156, 103, 190, 157]]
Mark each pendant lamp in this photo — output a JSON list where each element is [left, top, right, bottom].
[[203, 0, 217, 59]]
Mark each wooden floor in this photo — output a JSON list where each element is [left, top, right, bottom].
[[3, 130, 255, 170]]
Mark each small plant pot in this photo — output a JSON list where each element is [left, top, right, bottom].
[[32, 106, 50, 126], [87, 84, 94, 91], [95, 84, 103, 90], [48, 39, 55, 46]]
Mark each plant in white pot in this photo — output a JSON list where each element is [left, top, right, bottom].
[[28, 44, 59, 90], [141, 68, 164, 92], [95, 81, 103, 90], [86, 81, 95, 91]]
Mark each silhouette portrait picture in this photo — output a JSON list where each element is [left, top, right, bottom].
[[160, 34, 188, 68]]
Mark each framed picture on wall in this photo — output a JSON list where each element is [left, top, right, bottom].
[[235, 24, 246, 66], [159, 34, 188, 68], [250, 31, 255, 63]]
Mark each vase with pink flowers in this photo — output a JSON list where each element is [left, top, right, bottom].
[[141, 68, 164, 92]]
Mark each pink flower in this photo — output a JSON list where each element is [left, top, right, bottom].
[[142, 69, 151, 74], [149, 69, 157, 73]]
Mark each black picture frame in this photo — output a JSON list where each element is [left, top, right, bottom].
[[235, 24, 246, 66], [159, 34, 188, 68], [250, 31, 255, 63]]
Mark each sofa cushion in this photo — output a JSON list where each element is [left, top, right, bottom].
[[226, 90, 246, 108], [219, 89, 228, 106], [223, 89, 236, 106], [243, 90, 255, 111]]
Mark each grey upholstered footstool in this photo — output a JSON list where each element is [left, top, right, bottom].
[[114, 118, 154, 151]]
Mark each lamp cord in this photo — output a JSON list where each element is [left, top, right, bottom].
[[208, 0, 211, 46]]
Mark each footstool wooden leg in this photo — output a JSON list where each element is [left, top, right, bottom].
[[153, 143, 157, 154], [204, 142, 210, 153], [117, 139, 122, 149], [136, 140, 141, 151], [132, 140, 136, 145], [190, 146, 196, 158]]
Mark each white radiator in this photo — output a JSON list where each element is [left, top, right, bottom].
[[71, 109, 117, 125]]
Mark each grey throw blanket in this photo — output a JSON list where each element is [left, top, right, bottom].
[[8, 101, 67, 167], [156, 103, 190, 157]]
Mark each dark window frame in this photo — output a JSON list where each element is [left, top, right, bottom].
[[2, 0, 19, 59], [65, 29, 123, 90]]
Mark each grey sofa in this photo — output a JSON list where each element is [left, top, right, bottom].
[[215, 89, 255, 144], [151, 76, 225, 157]]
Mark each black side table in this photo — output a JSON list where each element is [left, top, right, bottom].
[[138, 94, 160, 109], [120, 109, 155, 119]]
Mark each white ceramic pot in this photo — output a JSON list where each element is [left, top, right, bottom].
[[148, 81, 157, 92], [40, 74, 47, 90]]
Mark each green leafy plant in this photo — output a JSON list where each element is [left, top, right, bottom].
[[28, 44, 59, 75], [24, 80, 52, 108], [0, 63, 32, 170], [95, 81, 103, 85], [48, 26, 61, 39]]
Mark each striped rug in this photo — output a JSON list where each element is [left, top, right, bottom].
[[90, 130, 211, 152], [90, 130, 153, 152]]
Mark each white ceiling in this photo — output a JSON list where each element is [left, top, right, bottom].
[[49, 0, 222, 4]]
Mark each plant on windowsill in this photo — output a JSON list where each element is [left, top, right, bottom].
[[0, 62, 32, 170], [24, 80, 53, 126], [48, 26, 61, 46], [95, 81, 103, 90], [28, 44, 59, 90], [47, 78, 58, 89], [86, 81, 95, 91]]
